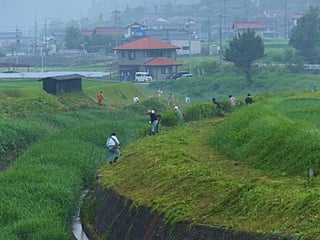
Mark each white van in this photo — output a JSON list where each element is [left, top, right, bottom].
[[135, 72, 153, 82]]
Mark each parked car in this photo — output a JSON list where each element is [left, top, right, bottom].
[[166, 71, 190, 80], [134, 72, 153, 82], [180, 73, 193, 79]]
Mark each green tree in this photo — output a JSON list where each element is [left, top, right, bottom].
[[64, 26, 84, 49], [224, 29, 264, 85], [85, 34, 118, 54], [289, 7, 320, 63]]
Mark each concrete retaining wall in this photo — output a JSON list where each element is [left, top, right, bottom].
[[82, 184, 302, 240]]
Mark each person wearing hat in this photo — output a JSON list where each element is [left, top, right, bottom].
[[147, 109, 160, 135], [174, 106, 184, 122], [106, 133, 121, 164]]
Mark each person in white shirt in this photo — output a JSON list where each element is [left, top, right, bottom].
[[133, 96, 140, 103], [229, 95, 236, 106], [106, 133, 121, 164]]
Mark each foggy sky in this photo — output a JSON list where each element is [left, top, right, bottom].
[[0, 0, 91, 30], [0, 0, 199, 31]]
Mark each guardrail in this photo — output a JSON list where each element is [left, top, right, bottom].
[[304, 64, 320, 70]]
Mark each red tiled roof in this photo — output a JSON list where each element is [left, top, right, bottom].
[[115, 38, 180, 50], [234, 22, 265, 30], [82, 30, 93, 36], [143, 57, 181, 66], [292, 13, 303, 20]]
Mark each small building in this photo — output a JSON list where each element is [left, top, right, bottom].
[[233, 22, 265, 38], [39, 74, 83, 95], [114, 37, 181, 80]]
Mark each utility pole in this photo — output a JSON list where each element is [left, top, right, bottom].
[[284, 1, 287, 39], [244, 0, 249, 21], [113, 10, 121, 26], [224, 0, 227, 40], [44, 18, 48, 56], [15, 26, 20, 64], [207, 17, 211, 42], [34, 19, 38, 56], [113, 10, 121, 47], [42, 18, 48, 72], [219, 14, 225, 63], [187, 18, 192, 74]]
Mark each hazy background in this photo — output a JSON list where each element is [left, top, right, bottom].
[[0, 0, 91, 29], [0, 0, 199, 30]]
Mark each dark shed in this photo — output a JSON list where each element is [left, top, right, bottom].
[[39, 74, 83, 95]]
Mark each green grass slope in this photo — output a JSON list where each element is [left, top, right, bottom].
[[2, 74, 320, 239], [98, 94, 320, 239]]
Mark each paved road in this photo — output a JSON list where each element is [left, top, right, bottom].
[[0, 71, 110, 79]]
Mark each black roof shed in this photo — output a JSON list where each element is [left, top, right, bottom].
[[39, 74, 83, 95]]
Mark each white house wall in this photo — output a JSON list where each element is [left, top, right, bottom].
[[171, 40, 201, 55]]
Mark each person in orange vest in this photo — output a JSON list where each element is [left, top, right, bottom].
[[97, 91, 104, 106]]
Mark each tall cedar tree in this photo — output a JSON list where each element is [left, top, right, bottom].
[[289, 7, 320, 64], [64, 26, 84, 49], [224, 29, 264, 85]]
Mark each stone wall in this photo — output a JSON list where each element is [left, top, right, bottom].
[[81, 184, 301, 240]]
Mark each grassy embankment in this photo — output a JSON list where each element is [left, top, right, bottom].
[[2, 67, 320, 239], [97, 92, 320, 239], [0, 80, 154, 239]]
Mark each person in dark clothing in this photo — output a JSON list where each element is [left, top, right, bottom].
[[245, 93, 254, 105], [212, 97, 223, 109], [147, 109, 160, 135]]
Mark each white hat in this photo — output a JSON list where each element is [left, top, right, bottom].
[[151, 110, 155, 113], [174, 106, 178, 110]]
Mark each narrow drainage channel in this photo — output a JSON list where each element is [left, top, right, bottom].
[[72, 189, 90, 240]]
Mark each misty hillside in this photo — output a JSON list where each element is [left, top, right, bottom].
[[87, 0, 318, 26]]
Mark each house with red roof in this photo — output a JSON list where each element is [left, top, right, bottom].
[[233, 22, 265, 38], [114, 37, 181, 81], [292, 13, 303, 26]]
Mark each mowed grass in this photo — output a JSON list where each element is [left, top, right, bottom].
[[98, 92, 320, 239]]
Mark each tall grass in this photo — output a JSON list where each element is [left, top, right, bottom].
[[0, 109, 146, 239], [210, 99, 320, 177]]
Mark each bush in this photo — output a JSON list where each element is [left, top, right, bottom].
[[159, 110, 179, 127], [123, 97, 168, 116], [184, 103, 223, 121]]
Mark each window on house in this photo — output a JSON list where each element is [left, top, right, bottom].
[[122, 52, 125, 58], [128, 51, 135, 60], [167, 51, 171, 57], [147, 51, 154, 57], [161, 67, 169, 74], [146, 51, 166, 57]]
